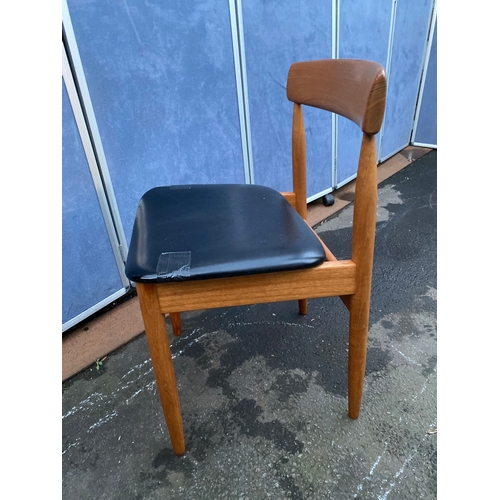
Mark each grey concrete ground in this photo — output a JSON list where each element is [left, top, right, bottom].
[[62, 151, 437, 499]]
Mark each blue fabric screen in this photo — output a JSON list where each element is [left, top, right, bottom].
[[62, 79, 123, 325], [242, 0, 333, 199], [67, 0, 246, 241], [413, 19, 437, 147]]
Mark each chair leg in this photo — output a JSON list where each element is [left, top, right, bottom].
[[347, 133, 377, 419], [298, 299, 308, 315], [136, 283, 185, 456], [347, 292, 371, 419], [169, 312, 182, 336]]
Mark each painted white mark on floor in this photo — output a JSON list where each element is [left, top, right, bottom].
[[121, 359, 151, 379], [378, 451, 417, 500], [354, 444, 387, 495], [126, 390, 142, 405], [62, 438, 81, 455], [88, 410, 118, 431], [172, 331, 212, 358], [62, 393, 105, 419], [424, 286, 437, 301], [393, 348, 423, 367], [228, 321, 313, 329], [370, 453, 384, 475]]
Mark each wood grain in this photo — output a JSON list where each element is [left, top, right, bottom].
[[280, 191, 297, 210], [287, 59, 386, 134], [157, 260, 356, 313], [347, 134, 378, 418], [136, 283, 185, 455], [169, 312, 182, 337], [292, 103, 308, 220]]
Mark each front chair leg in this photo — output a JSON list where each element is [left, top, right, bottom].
[[136, 283, 185, 455], [347, 292, 371, 419]]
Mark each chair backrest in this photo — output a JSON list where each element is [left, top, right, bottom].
[[285, 59, 387, 278], [287, 59, 386, 134], [285, 59, 387, 219]]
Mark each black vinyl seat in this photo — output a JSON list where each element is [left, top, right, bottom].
[[125, 184, 326, 283]]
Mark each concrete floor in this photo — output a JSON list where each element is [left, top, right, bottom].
[[62, 149, 437, 499]]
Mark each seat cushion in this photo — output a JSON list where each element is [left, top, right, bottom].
[[125, 184, 326, 283]]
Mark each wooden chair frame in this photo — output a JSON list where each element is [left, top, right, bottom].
[[134, 59, 387, 455]]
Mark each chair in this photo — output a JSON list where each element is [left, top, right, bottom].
[[125, 59, 387, 456]]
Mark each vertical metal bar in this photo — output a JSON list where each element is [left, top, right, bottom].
[[229, 0, 254, 184], [411, 0, 437, 145], [62, 42, 129, 291], [63, 42, 130, 332], [377, 0, 398, 162], [332, 0, 339, 188], [62, 0, 129, 261]]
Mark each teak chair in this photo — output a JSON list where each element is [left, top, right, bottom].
[[125, 59, 387, 456]]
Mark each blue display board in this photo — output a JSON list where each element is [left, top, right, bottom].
[[62, 79, 124, 326], [413, 19, 437, 147], [62, 0, 437, 329], [67, 0, 246, 241], [380, 0, 434, 160], [337, 0, 393, 185], [242, 0, 333, 199]]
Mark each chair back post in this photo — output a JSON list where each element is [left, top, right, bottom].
[[350, 132, 378, 295], [346, 132, 378, 418], [343, 62, 385, 283], [291, 102, 308, 220]]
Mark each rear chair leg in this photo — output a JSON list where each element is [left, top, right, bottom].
[[136, 283, 185, 455], [298, 299, 308, 315], [170, 312, 182, 336]]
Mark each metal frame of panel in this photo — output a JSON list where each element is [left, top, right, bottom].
[[66, 0, 246, 241], [304, 0, 339, 202], [231, 0, 338, 200], [378, 0, 434, 162], [303, 0, 339, 201], [62, 42, 129, 332], [62, 0, 249, 329], [62, 0, 129, 263], [330, 0, 340, 192], [336, 0, 393, 186], [229, 0, 255, 184], [241, 0, 335, 201], [411, 2, 437, 148], [305, 0, 339, 201], [377, 0, 398, 163]]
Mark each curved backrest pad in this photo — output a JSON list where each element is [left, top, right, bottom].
[[125, 185, 326, 283], [287, 59, 386, 134]]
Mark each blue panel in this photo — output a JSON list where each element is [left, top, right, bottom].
[[242, 0, 332, 198], [67, 0, 245, 240], [381, 0, 433, 159], [337, 0, 393, 185], [62, 80, 123, 325], [414, 19, 437, 146]]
